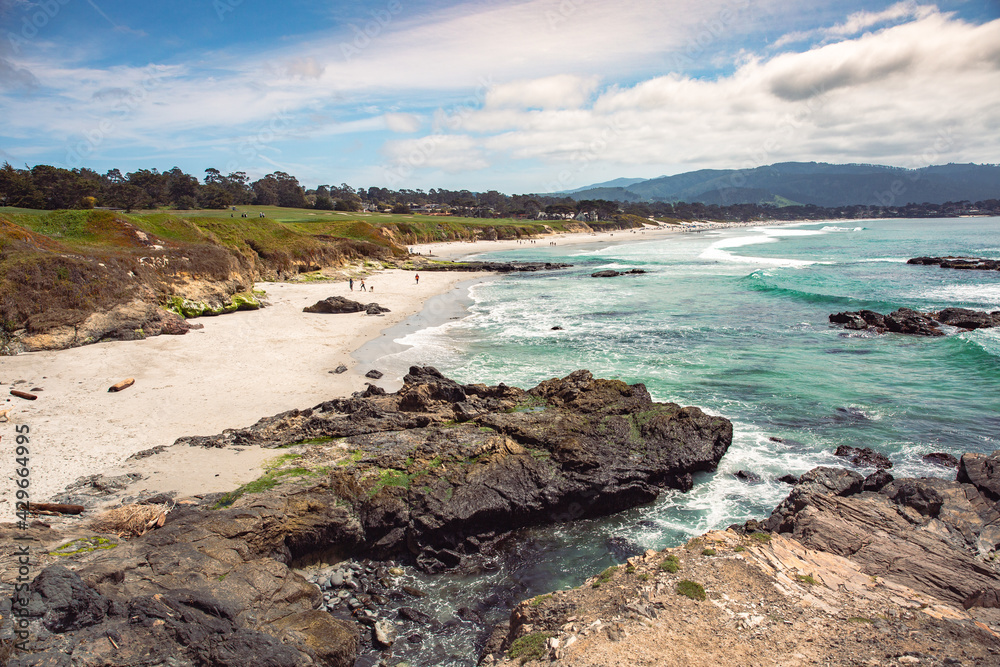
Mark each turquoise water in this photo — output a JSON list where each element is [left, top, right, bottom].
[[380, 218, 1000, 664]]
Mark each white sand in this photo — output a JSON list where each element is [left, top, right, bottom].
[[409, 225, 682, 260], [0, 269, 484, 513]]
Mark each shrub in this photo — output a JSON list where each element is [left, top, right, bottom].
[[701, 548, 717, 556], [592, 566, 617, 588], [659, 554, 680, 573], [676, 580, 706, 601]]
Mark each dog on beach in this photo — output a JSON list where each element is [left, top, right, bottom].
[[0, 408, 10, 422]]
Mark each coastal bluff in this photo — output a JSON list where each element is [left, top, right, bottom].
[[2, 368, 732, 666]]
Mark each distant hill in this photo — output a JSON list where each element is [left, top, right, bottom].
[[560, 162, 1000, 206], [564, 177, 647, 193]]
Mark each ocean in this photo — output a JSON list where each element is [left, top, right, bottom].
[[363, 217, 1000, 665]]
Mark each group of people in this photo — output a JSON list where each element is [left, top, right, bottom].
[[348, 278, 368, 292]]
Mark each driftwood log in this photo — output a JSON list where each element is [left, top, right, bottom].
[[10, 390, 37, 400], [29, 503, 85, 515], [108, 378, 135, 393]]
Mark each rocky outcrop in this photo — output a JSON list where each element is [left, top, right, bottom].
[[833, 444, 893, 469], [10, 369, 730, 666], [829, 307, 1000, 336], [759, 458, 1000, 608], [176, 367, 732, 571], [909, 256, 1000, 271], [489, 530, 1000, 667], [303, 296, 389, 314], [8, 300, 200, 354]]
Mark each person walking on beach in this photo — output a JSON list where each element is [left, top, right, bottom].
[[360, 280, 366, 292], [415, 273, 419, 285], [349, 278, 354, 291]]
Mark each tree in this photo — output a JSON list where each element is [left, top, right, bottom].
[[0, 162, 42, 208], [107, 183, 150, 212]]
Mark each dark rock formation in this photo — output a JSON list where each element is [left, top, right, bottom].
[[15, 369, 730, 666], [734, 470, 762, 483], [590, 269, 647, 278], [303, 296, 388, 315], [923, 452, 959, 468], [830, 307, 1000, 336], [958, 451, 1000, 501], [834, 445, 893, 469], [364, 369, 384, 379], [908, 256, 1000, 271], [760, 456, 1000, 607], [776, 474, 799, 485]]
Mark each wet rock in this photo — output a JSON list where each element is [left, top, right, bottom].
[[862, 469, 894, 492], [332, 364, 348, 374], [373, 619, 396, 647], [365, 303, 390, 315], [734, 470, 762, 483], [776, 474, 799, 485], [922, 452, 959, 468], [591, 270, 621, 277], [834, 445, 893, 469], [607, 536, 644, 561], [364, 369, 384, 379]]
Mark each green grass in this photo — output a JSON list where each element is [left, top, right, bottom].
[[529, 594, 552, 607], [676, 580, 706, 601], [508, 632, 553, 663], [592, 565, 617, 588], [701, 548, 717, 557], [337, 450, 365, 465], [848, 616, 873, 624], [49, 536, 117, 556], [749, 532, 772, 544], [213, 453, 319, 508], [659, 554, 680, 573], [795, 573, 818, 586]]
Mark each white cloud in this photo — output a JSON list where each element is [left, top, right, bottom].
[[384, 112, 421, 133], [414, 10, 1000, 188], [485, 74, 599, 110], [382, 134, 489, 174], [773, 1, 936, 48]]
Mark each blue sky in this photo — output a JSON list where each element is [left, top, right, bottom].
[[1, 0, 998, 193]]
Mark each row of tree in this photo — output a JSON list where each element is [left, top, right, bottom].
[[2, 162, 998, 221]]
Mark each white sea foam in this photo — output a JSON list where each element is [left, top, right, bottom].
[[915, 284, 1000, 308], [699, 231, 819, 266], [821, 226, 865, 232]]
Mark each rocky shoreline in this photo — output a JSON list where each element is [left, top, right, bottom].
[[488, 453, 1000, 666], [830, 307, 1000, 336], [2, 368, 732, 666]]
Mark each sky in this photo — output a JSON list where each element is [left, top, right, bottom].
[[0, 0, 998, 194]]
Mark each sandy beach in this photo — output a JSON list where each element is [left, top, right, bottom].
[[0, 268, 486, 513]]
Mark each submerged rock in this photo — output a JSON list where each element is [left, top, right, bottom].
[[833, 445, 893, 469], [830, 306, 1000, 336]]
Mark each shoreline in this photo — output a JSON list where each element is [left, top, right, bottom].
[[408, 219, 809, 261], [0, 268, 486, 511]]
